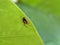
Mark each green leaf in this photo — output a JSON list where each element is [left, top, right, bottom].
[[0, 0, 44, 45], [16, 2, 60, 45]]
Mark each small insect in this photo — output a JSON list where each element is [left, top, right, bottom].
[[22, 17, 28, 24]]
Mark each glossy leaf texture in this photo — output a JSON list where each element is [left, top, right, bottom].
[[0, 0, 44, 45]]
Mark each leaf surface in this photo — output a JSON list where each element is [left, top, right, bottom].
[[0, 0, 44, 45]]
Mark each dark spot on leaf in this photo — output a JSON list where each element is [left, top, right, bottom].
[[22, 17, 28, 24]]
